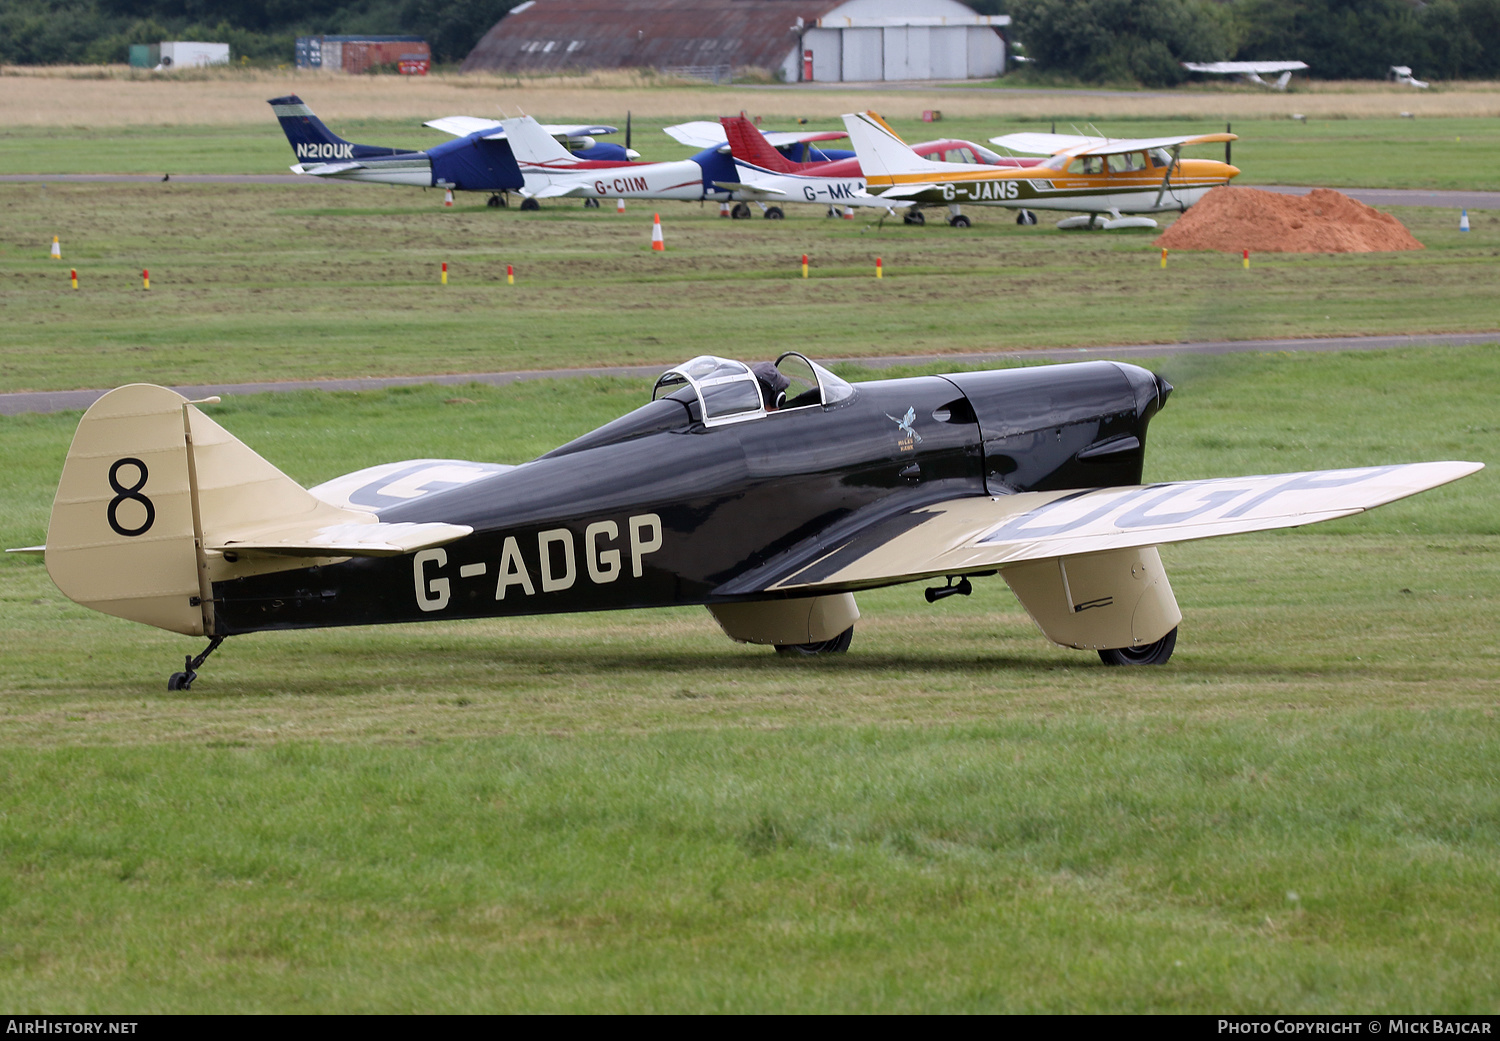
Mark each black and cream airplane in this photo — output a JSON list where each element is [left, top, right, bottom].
[[15, 354, 1479, 689]]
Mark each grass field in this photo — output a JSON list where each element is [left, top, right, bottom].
[[1, 348, 1496, 1012], [2, 180, 1496, 395], [1, 77, 1497, 1012]]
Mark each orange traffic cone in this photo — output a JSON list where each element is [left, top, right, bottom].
[[616, 197, 625, 214], [843, 206, 855, 219], [50, 236, 61, 259], [719, 200, 731, 218], [444, 188, 454, 207], [651, 213, 665, 251]]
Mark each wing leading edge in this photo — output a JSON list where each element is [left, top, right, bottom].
[[744, 461, 1480, 594]]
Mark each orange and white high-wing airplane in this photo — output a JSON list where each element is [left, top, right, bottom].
[[843, 111, 1239, 229]]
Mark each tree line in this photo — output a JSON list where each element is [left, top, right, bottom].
[[973, 0, 1500, 85], [0, 0, 518, 66], [4, 0, 1499, 83]]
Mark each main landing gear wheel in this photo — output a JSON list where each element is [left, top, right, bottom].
[[731, 202, 753, 220], [902, 210, 925, 226], [1097, 627, 1177, 666], [764, 206, 785, 220], [1016, 209, 1037, 225], [775, 626, 854, 656], [583, 197, 601, 209], [519, 197, 541, 212], [486, 194, 506, 209], [948, 214, 972, 228]]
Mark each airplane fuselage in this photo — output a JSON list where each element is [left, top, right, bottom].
[[209, 361, 1167, 635], [872, 157, 1238, 214], [524, 157, 711, 201]]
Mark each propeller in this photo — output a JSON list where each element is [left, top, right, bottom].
[[625, 111, 631, 153], [1153, 143, 1182, 208], [1225, 121, 1232, 166]]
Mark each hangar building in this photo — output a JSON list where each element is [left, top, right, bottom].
[[461, 0, 1008, 83]]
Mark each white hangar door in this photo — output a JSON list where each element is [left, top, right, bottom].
[[802, 27, 842, 82], [841, 28, 883, 81], [930, 27, 968, 78]]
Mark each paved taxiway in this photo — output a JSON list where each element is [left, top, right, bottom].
[[3, 331, 1496, 416]]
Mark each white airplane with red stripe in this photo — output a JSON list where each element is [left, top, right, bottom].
[[499, 115, 713, 205]]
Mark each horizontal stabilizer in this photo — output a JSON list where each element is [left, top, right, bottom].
[[296, 162, 366, 176], [213, 520, 471, 558], [714, 180, 786, 196], [874, 183, 941, 199]]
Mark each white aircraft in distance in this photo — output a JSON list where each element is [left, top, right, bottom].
[[1390, 65, 1430, 89], [844, 111, 1238, 230], [712, 115, 912, 218], [497, 114, 739, 208], [1182, 60, 1309, 90]]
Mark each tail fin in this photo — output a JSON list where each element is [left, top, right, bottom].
[[267, 95, 405, 164], [841, 111, 940, 182], [43, 385, 439, 636], [499, 115, 581, 165], [721, 116, 797, 174]]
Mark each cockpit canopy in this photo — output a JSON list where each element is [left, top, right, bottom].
[[652, 352, 854, 427]]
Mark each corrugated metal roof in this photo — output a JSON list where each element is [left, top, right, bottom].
[[461, 0, 844, 73]]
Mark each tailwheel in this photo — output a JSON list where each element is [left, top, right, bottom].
[[167, 636, 225, 691], [1097, 627, 1177, 666], [775, 626, 854, 656], [902, 210, 925, 226]]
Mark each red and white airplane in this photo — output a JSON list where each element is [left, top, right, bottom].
[[706, 116, 1043, 222], [494, 115, 714, 207]]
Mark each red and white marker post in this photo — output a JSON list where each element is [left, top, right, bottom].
[[651, 213, 665, 251]]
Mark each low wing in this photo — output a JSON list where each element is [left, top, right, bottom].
[[988, 132, 1104, 155], [212, 520, 471, 559], [530, 182, 580, 199], [664, 121, 848, 150], [721, 462, 1481, 594]]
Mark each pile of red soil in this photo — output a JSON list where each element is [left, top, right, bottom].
[[1154, 187, 1424, 253]]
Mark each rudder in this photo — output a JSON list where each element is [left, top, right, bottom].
[[267, 94, 403, 164], [45, 385, 367, 636]]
